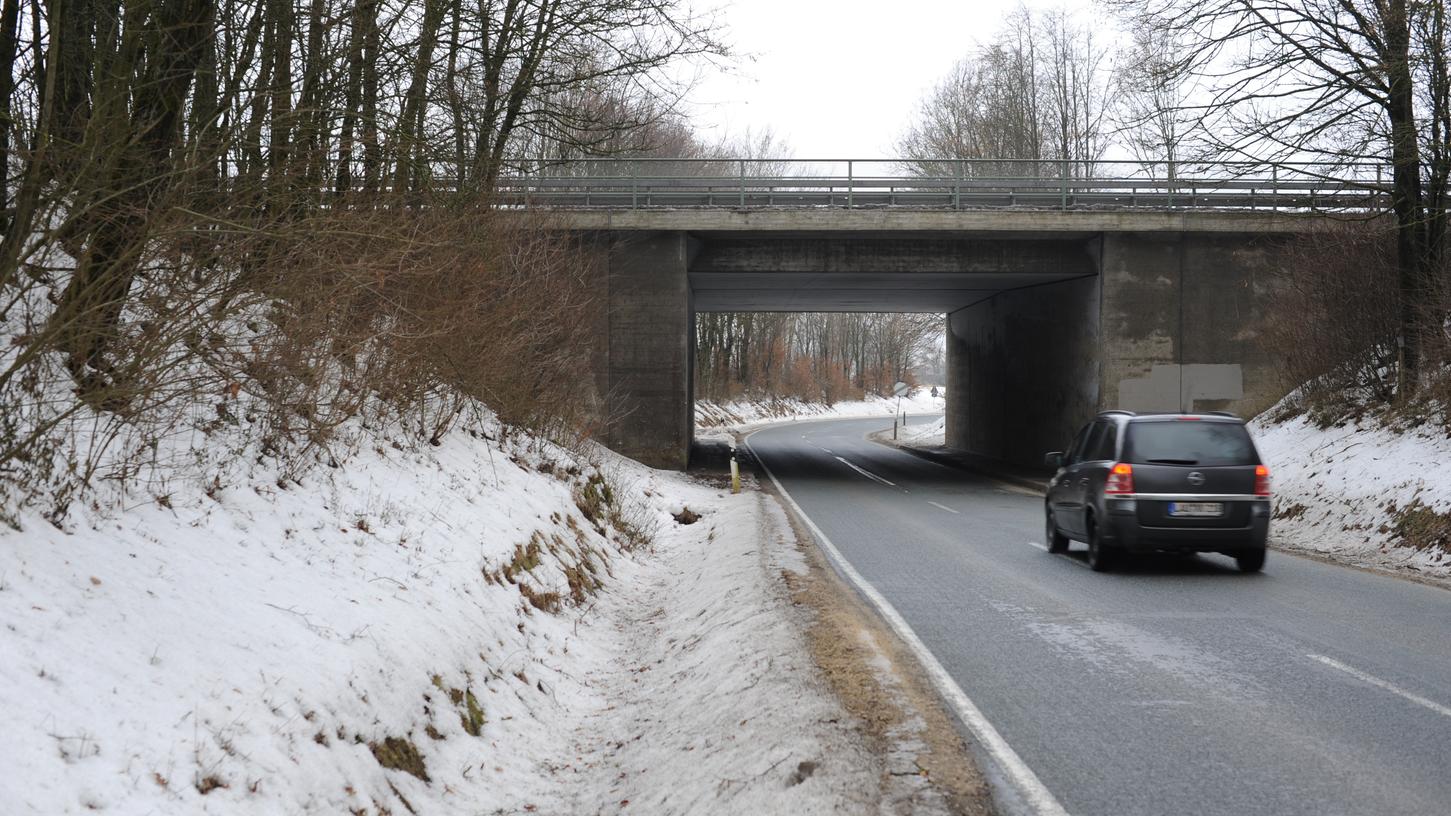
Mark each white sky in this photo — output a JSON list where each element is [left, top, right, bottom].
[[687, 0, 1100, 158]]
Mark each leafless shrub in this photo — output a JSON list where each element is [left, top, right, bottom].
[[246, 208, 602, 462], [1259, 224, 1401, 425], [0, 204, 603, 524]]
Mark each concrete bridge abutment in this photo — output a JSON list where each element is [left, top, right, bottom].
[[946, 230, 1293, 469]]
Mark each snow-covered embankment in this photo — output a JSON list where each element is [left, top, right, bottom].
[[0, 423, 895, 813], [1252, 412, 1451, 582]]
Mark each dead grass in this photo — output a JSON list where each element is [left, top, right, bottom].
[[1387, 498, 1451, 553], [770, 489, 993, 815], [1274, 501, 1308, 521], [368, 736, 429, 782], [518, 582, 563, 614]]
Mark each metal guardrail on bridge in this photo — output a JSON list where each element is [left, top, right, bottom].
[[496, 158, 1390, 211]]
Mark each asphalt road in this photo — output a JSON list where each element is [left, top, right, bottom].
[[747, 415, 1451, 816]]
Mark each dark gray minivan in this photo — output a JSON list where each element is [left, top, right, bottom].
[[1043, 411, 1272, 573]]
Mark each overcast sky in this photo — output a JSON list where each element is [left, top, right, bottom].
[[686, 0, 1101, 158]]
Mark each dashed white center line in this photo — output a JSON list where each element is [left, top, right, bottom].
[[1026, 540, 1048, 551], [1310, 654, 1451, 719], [927, 501, 960, 514], [834, 456, 896, 486]]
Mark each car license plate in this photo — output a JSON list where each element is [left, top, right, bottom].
[[1169, 502, 1223, 517]]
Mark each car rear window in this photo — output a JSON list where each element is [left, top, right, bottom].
[[1122, 420, 1257, 466]]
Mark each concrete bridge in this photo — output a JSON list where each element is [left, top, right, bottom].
[[534, 161, 1377, 469]]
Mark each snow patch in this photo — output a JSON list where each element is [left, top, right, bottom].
[[698, 389, 946, 434]]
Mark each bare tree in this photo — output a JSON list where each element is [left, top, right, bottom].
[[1111, 23, 1197, 180], [898, 3, 1113, 178], [1105, 0, 1451, 395], [1040, 6, 1113, 175]]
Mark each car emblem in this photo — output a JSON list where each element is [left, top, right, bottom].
[[1187, 471, 1206, 486]]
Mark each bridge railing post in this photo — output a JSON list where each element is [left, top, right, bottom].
[[739, 159, 746, 207], [1271, 165, 1278, 212], [1059, 159, 1068, 209], [847, 160, 854, 209]]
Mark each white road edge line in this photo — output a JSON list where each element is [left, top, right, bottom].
[[1026, 540, 1048, 551], [747, 431, 1071, 816], [834, 455, 897, 486], [928, 500, 961, 515], [1310, 654, 1451, 719]]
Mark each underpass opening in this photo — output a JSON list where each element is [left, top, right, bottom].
[[685, 231, 1104, 474]]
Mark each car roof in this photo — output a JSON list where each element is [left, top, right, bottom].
[[1096, 410, 1243, 423]]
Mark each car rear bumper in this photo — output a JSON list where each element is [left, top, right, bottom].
[[1101, 497, 1270, 553]]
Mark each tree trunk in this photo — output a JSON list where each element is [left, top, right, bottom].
[[361, 0, 381, 193], [267, 0, 294, 209], [392, 0, 447, 195], [1384, 0, 1429, 397], [297, 0, 326, 198], [0, 0, 23, 226], [334, 0, 370, 197], [48, 0, 216, 402]]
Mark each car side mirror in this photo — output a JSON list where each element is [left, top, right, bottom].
[[1044, 451, 1064, 469]]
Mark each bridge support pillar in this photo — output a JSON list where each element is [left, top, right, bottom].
[[945, 269, 1100, 468], [603, 231, 694, 470]]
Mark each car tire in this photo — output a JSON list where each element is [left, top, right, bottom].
[[1045, 508, 1069, 554], [1085, 514, 1116, 572], [1235, 548, 1267, 573]]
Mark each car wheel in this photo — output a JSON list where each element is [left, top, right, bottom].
[[1085, 514, 1116, 572], [1045, 508, 1069, 554], [1235, 548, 1266, 573]]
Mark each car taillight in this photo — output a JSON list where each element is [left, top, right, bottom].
[[1254, 465, 1271, 496], [1105, 462, 1135, 495]]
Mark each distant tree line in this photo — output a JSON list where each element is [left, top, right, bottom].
[[695, 313, 942, 403]]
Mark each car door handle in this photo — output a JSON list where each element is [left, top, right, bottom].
[[1078, 478, 1089, 487]]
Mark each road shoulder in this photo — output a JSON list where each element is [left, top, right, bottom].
[[756, 469, 996, 816]]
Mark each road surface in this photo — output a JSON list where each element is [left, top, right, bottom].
[[747, 415, 1451, 816]]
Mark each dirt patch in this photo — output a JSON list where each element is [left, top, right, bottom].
[[770, 487, 994, 816]]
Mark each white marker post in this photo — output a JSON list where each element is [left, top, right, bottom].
[[893, 381, 909, 438]]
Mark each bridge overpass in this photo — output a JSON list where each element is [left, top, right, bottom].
[[529, 160, 1379, 469]]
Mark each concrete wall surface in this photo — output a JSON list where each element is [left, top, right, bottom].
[[1099, 232, 1287, 418], [604, 232, 694, 470], [946, 270, 1101, 467]]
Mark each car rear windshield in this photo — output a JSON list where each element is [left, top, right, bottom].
[[1122, 420, 1258, 466]]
